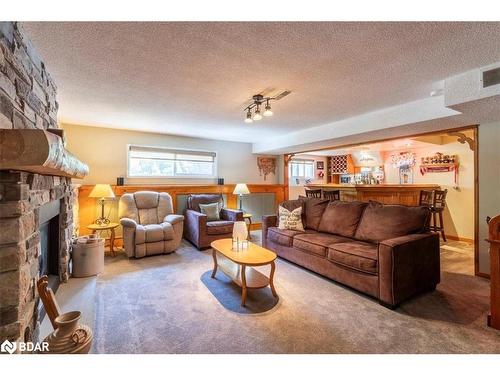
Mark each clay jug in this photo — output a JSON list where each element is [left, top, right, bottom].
[[43, 311, 93, 354]]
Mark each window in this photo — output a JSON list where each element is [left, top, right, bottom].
[[127, 145, 217, 178], [289, 159, 314, 179]]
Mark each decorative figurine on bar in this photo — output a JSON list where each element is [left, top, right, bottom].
[[232, 221, 248, 251]]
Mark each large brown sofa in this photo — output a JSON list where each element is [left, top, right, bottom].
[[262, 198, 440, 308], [184, 194, 243, 249]]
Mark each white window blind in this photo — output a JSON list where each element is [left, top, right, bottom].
[[128, 145, 216, 178]]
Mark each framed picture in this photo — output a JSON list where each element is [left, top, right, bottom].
[[399, 166, 413, 184], [316, 161, 324, 170]]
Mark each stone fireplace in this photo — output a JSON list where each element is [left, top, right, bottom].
[[0, 22, 88, 347], [0, 172, 76, 344]]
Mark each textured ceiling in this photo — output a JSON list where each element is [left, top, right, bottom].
[[23, 22, 500, 143]]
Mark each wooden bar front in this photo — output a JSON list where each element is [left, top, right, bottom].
[[305, 184, 441, 206]]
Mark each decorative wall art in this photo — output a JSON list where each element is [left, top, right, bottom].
[[399, 166, 413, 184], [316, 161, 324, 170], [390, 151, 416, 184], [419, 152, 459, 184], [257, 157, 276, 181]]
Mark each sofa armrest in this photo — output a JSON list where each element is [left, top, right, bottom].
[[185, 209, 207, 224], [164, 214, 184, 225], [378, 232, 440, 307], [120, 218, 137, 228], [261, 215, 278, 246], [183, 209, 207, 246], [220, 208, 243, 222]]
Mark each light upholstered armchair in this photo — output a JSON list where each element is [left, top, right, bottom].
[[118, 191, 184, 258]]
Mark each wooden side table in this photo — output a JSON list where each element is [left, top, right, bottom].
[[86, 222, 119, 256], [243, 213, 252, 239]]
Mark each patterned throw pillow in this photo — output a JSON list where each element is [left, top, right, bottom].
[[278, 205, 305, 231], [199, 202, 220, 221]]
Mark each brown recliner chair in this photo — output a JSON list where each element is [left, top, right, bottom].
[[183, 194, 243, 249]]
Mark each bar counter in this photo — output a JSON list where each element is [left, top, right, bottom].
[[305, 184, 440, 206]]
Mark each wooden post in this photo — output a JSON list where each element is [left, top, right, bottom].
[[487, 215, 500, 330], [283, 154, 294, 201]]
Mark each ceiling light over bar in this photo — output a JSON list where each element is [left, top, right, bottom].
[[243, 90, 291, 123]]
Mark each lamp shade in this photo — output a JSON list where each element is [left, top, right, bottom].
[[233, 183, 250, 195], [89, 184, 115, 199], [232, 221, 248, 242]]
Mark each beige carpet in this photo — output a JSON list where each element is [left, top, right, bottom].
[[92, 234, 500, 354]]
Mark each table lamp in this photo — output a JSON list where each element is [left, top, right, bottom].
[[232, 221, 248, 251], [233, 183, 250, 211], [89, 184, 115, 225]]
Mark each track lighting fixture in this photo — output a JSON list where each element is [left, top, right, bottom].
[[243, 90, 291, 123]]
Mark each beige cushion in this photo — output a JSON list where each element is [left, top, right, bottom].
[[160, 222, 174, 240], [135, 225, 146, 244], [145, 224, 164, 242], [134, 191, 160, 209], [138, 208, 159, 225], [119, 191, 174, 225], [278, 206, 304, 231], [141, 223, 174, 243], [118, 194, 139, 222]]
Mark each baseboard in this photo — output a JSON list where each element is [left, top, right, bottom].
[[476, 271, 490, 279], [446, 235, 474, 244]]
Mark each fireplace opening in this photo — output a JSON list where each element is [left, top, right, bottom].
[[38, 199, 61, 319]]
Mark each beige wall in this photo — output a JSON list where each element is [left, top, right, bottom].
[[288, 155, 328, 200], [478, 121, 500, 275], [62, 123, 281, 185], [383, 138, 475, 241]]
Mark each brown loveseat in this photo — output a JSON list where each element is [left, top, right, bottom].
[[262, 198, 440, 308], [184, 194, 243, 249]]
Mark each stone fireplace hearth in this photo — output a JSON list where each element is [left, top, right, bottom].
[[0, 22, 88, 348]]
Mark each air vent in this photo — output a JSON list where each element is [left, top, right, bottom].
[[482, 67, 500, 88]]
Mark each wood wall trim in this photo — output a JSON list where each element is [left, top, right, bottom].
[[474, 126, 480, 277], [78, 184, 285, 236]]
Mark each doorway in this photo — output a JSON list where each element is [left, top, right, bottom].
[[284, 125, 479, 276]]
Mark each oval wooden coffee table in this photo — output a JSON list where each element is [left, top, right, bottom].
[[210, 238, 278, 306]]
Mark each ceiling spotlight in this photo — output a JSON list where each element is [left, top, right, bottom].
[[244, 109, 253, 123], [263, 100, 273, 117], [253, 106, 262, 121]]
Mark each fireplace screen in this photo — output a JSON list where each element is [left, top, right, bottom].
[[38, 199, 61, 293]]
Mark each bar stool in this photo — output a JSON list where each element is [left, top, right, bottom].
[[323, 190, 340, 201], [305, 188, 322, 198], [431, 189, 448, 242], [420, 189, 448, 241], [419, 190, 434, 231], [419, 190, 434, 207]]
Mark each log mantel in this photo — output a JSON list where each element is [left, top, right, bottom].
[[0, 129, 89, 178]]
